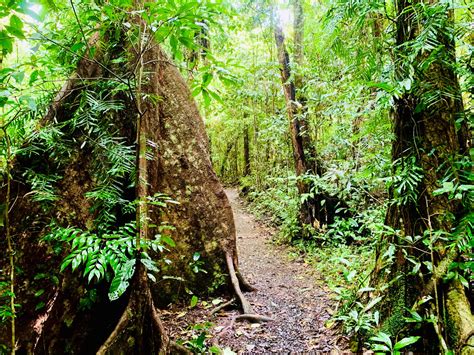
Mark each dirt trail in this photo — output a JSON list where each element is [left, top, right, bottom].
[[215, 189, 341, 353], [163, 189, 343, 353]]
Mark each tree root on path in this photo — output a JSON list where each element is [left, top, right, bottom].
[[236, 269, 257, 292], [235, 314, 274, 323], [217, 314, 274, 338], [225, 252, 272, 324]]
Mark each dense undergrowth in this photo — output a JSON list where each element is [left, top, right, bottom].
[[204, 0, 473, 352], [0, 0, 472, 353], [238, 171, 382, 343]]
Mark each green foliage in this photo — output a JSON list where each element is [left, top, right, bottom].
[[0, 281, 18, 323], [23, 169, 61, 203], [369, 332, 420, 354], [44, 192, 178, 301], [0, 1, 30, 57], [245, 175, 301, 240], [176, 321, 221, 354], [436, 155, 474, 282], [189, 252, 207, 274], [45, 219, 174, 301], [0, 0, 472, 352], [389, 156, 424, 207], [336, 305, 379, 338]]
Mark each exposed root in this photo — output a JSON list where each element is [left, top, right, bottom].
[[226, 252, 253, 315], [231, 251, 257, 292], [210, 298, 236, 315], [236, 269, 257, 292], [96, 298, 133, 354], [225, 252, 272, 323], [235, 314, 274, 323], [445, 281, 474, 353], [169, 341, 192, 354], [217, 313, 273, 338]]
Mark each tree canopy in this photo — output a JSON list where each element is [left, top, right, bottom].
[[0, 0, 472, 353]]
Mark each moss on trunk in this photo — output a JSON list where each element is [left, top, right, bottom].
[[370, 1, 472, 352], [0, 15, 245, 354]]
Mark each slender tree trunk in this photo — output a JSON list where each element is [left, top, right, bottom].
[[243, 124, 250, 177], [220, 140, 236, 178], [274, 23, 312, 224], [293, 0, 304, 91], [274, 8, 339, 231]]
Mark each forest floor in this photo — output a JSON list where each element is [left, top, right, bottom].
[[162, 189, 346, 353]]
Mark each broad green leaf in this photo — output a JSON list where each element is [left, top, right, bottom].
[[9, 14, 23, 30], [0, 30, 13, 54], [161, 235, 175, 247], [364, 296, 383, 312], [190, 295, 198, 308], [6, 25, 24, 39], [370, 332, 392, 348], [371, 344, 390, 352], [393, 336, 420, 350]]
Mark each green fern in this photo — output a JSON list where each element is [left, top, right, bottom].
[[45, 220, 174, 301]]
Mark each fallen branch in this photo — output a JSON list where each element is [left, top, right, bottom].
[[210, 298, 236, 315]]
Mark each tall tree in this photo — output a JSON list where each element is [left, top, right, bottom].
[[0, 2, 258, 352], [371, 1, 473, 352], [274, 20, 312, 224], [274, 2, 341, 232]]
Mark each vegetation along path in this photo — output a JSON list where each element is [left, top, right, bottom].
[[164, 189, 344, 353], [220, 188, 343, 352]]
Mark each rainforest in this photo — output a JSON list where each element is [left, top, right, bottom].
[[0, 0, 473, 353]]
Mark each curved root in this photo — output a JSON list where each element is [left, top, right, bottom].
[[217, 313, 274, 338], [226, 252, 253, 314], [236, 269, 257, 292], [96, 300, 133, 354], [235, 314, 274, 323], [225, 252, 271, 322]]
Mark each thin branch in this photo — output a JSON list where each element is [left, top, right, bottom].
[[69, 0, 93, 58]]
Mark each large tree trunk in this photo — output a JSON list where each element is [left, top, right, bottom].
[[371, 1, 473, 352], [274, 11, 341, 232], [0, 11, 254, 354]]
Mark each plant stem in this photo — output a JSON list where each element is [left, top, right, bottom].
[[4, 129, 15, 354], [425, 196, 448, 354], [135, 13, 148, 252]]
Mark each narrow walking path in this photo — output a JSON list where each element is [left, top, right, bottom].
[[162, 189, 343, 353], [218, 189, 341, 353]]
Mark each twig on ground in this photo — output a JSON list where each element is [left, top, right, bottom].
[[210, 298, 236, 315]]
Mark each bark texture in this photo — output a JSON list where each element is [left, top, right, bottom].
[[274, 19, 343, 231], [144, 44, 239, 300], [0, 19, 248, 355], [371, 1, 472, 352]]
